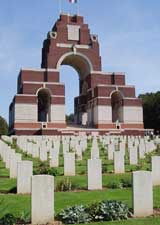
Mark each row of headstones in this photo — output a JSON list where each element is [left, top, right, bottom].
[[0, 140, 22, 178], [2, 134, 158, 158], [21, 171, 157, 224], [0, 134, 159, 176], [1, 135, 159, 177], [1, 139, 159, 192], [0, 136, 157, 221], [15, 135, 88, 163], [88, 156, 160, 188]]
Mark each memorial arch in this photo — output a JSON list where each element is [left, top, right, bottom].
[[9, 14, 144, 135]]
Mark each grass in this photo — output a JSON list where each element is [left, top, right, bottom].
[[0, 178, 16, 193], [0, 139, 159, 224], [81, 218, 160, 225], [0, 173, 132, 193], [0, 187, 160, 217]]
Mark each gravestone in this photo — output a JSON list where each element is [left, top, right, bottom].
[[114, 151, 125, 174], [152, 156, 160, 185], [17, 161, 33, 194], [64, 153, 75, 176], [132, 171, 153, 217], [31, 175, 54, 224], [88, 159, 102, 190]]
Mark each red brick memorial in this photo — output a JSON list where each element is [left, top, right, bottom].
[[9, 14, 144, 135]]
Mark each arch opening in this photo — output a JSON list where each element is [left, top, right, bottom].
[[37, 88, 51, 122], [57, 52, 93, 80], [56, 52, 94, 127], [111, 91, 124, 124], [60, 65, 79, 125]]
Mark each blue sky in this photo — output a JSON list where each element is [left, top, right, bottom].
[[0, 0, 160, 121]]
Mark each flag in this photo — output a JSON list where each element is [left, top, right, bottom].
[[69, 0, 77, 3]]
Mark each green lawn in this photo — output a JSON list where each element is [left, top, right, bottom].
[[0, 173, 132, 193], [0, 187, 160, 218], [0, 139, 160, 224], [0, 178, 16, 193], [81, 218, 160, 225]]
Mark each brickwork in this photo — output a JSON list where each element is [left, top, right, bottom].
[[9, 13, 144, 135]]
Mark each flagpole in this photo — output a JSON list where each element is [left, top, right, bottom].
[[77, 0, 79, 15], [59, 0, 62, 14]]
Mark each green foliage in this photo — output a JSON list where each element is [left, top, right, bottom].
[[145, 151, 157, 163], [57, 205, 92, 224], [106, 177, 132, 189], [18, 209, 31, 224], [55, 178, 79, 192], [139, 91, 160, 131], [34, 165, 59, 176], [107, 181, 122, 189], [56, 178, 72, 192], [0, 116, 8, 136], [66, 114, 74, 123], [57, 200, 131, 224], [0, 210, 31, 225], [11, 138, 17, 149], [0, 213, 16, 225], [120, 178, 132, 188], [88, 200, 131, 222]]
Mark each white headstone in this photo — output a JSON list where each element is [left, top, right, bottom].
[[17, 161, 33, 194], [114, 151, 125, 174], [88, 159, 102, 190], [64, 153, 75, 176], [132, 171, 153, 217], [10, 153, 22, 178], [31, 175, 54, 224], [152, 156, 160, 186]]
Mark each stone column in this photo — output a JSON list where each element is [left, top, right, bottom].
[[132, 171, 153, 217], [31, 175, 54, 224], [88, 159, 102, 190], [152, 156, 160, 186], [17, 161, 33, 194]]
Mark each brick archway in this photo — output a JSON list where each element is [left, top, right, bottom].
[[56, 52, 93, 80], [9, 14, 144, 135]]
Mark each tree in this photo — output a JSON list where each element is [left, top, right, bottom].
[[66, 114, 74, 124], [0, 116, 8, 136], [139, 91, 160, 132]]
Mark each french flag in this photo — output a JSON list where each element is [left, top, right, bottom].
[[69, 0, 77, 3]]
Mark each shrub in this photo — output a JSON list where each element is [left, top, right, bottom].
[[11, 138, 17, 149], [87, 200, 131, 221], [33, 161, 59, 176], [56, 205, 92, 224], [0, 116, 8, 136], [55, 178, 79, 192], [0, 213, 17, 225], [107, 181, 122, 189], [18, 210, 31, 224], [57, 201, 131, 224], [120, 178, 132, 188], [102, 166, 108, 174]]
